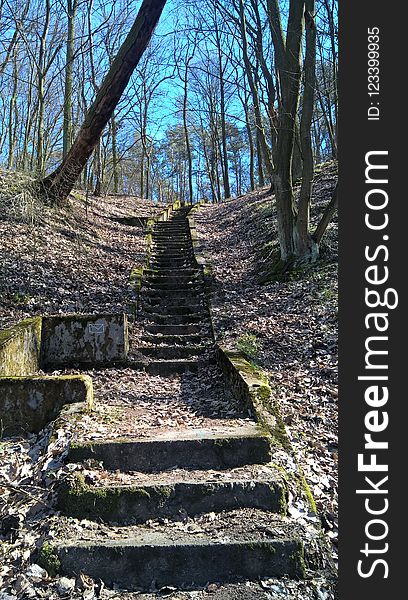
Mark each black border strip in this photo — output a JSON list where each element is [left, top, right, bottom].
[[339, 2, 405, 597]]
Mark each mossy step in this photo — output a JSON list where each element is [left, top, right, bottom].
[[67, 425, 271, 472], [56, 534, 305, 589], [58, 475, 288, 524], [135, 345, 203, 359]]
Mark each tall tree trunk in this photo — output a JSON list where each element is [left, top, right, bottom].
[[36, 0, 51, 176], [7, 47, 19, 170], [237, 0, 274, 181], [111, 114, 119, 193], [270, 0, 305, 261], [182, 57, 194, 205], [294, 0, 318, 261], [39, 0, 167, 204], [214, 12, 231, 200], [62, 0, 78, 159]]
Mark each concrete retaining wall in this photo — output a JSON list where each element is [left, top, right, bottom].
[[41, 313, 128, 367], [0, 375, 93, 435]]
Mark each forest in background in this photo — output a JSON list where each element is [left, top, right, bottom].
[[0, 0, 337, 204]]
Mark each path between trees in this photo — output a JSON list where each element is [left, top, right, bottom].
[[1, 204, 335, 597], [38, 207, 332, 592]]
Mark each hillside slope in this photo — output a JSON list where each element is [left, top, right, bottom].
[[0, 170, 164, 330], [194, 162, 338, 548]]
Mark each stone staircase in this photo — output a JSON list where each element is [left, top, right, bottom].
[[132, 206, 213, 375], [46, 207, 326, 591]]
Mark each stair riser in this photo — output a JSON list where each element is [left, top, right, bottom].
[[144, 283, 203, 292], [68, 436, 272, 473], [141, 335, 206, 345], [145, 324, 205, 335], [143, 305, 205, 316], [58, 480, 287, 524], [146, 360, 199, 375], [57, 540, 305, 589], [143, 297, 206, 307], [145, 315, 204, 325], [137, 346, 202, 359]]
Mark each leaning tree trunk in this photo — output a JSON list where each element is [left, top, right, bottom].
[[39, 0, 167, 204]]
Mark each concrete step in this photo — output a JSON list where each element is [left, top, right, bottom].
[[144, 282, 203, 292], [145, 274, 202, 285], [67, 425, 272, 472], [145, 323, 205, 335], [56, 528, 305, 590], [144, 313, 205, 325], [58, 472, 288, 524], [136, 345, 203, 359], [152, 233, 191, 240], [143, 304, 206, 316], [144, 268, 200, 278], [141, 333, 208, 345], [146, 359, 199, 375], [152, 251, 196, 259], [143, 295, 206, 308], [144, 295, 205, 308]]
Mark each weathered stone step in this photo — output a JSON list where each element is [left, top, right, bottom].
[[152, 251, 196, 259], [56, 532, 305, 590], [143, 304, 206, 316], [145, 274, 202, 285], [155, 223, 190, 229], [144, 312, 204, 325], [143, 295, 206, 308], [146, 359, 199, 375], [149, 258, 197, 265], [144, 281, 203, 292], [67, 425, 271, 472], [144, 295, 205, 308], [149, 262, 197, 271], [144, 268, 200, 278], [152, 233, 191, 240], [153, 243, 193, 249], [136, 345, 203, 359], [145, 323, 205, 335], [141, 333, 207, 345], [58, 474, 287, 524]]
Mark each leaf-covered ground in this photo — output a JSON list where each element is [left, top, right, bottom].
[[0, 174, 164, 330], [0, 166, 338, 598]]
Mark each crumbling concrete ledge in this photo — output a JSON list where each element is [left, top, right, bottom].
[[0, 375, 93, 436], [215, 344, 318, 514]]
